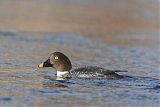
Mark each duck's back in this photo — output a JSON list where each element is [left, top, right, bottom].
[[68, 66, 124, 79]]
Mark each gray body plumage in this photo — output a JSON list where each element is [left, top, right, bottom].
[[65, 66, 125, 79]]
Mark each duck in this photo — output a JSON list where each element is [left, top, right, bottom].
[[38, 52, 128, 79]]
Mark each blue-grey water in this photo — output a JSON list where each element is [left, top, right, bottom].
[[0, 31, 159, 107]]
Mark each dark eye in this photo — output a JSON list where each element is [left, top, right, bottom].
[[55, 56, 58, 60]]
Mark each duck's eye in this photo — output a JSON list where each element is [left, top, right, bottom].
[[55, 56, 58, 59]]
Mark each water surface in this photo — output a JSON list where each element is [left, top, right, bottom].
[[0, 31, 159, 107]]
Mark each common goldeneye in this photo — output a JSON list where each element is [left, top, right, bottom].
[[38, 52, 128, 79]]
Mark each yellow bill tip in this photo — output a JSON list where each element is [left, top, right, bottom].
[[38, 63, 44, 68]]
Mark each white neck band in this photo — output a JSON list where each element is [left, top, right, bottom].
[[57, 71, 69, 77]]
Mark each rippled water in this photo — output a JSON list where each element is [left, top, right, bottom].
[[0, 31, 159, 107]]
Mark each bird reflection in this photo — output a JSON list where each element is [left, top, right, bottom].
[[39, 75, 70, 88]]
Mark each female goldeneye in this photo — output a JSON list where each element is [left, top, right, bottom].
[[38, 52, 128, 79]]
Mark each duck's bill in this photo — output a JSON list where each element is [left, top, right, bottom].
[[38, 59, 53, 68], [38, 63, 44, 68]]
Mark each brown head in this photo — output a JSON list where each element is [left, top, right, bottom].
[[38, 52, 72, 72]]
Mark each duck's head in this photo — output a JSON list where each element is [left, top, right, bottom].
[[38, 52, 72, 72]]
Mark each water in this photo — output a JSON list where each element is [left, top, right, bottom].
[[0, 31, 159, 107]]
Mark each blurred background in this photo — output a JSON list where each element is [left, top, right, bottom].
[[0, 0, 159, 44], [0, 1, 159, 107]]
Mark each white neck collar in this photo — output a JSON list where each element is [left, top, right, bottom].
[[57, 71, 69, 77]]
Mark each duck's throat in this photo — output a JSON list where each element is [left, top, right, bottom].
[[57, 71, 69, 77]]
